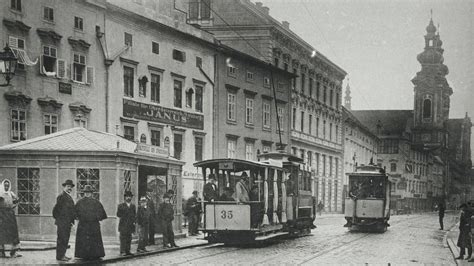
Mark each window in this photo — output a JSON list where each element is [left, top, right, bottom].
[[423, 98, 432, 118], [151, 130, 161, 146], [195, 85, 203, 112], [172, 49, 186, 62], [264, 77, 270, 87], [378, 139, 399, 154], [123, 66, 134, 97], [316, 117, 319, 137], [17, 168, 40, 215], [124, 32, 133, 47], [227, 93, 236, 121], [301, 73, 305, 93], [9, 36, 25, 70], [316, 81, 320, 101], [186, 88, 194, 108], [245, 98, 254, 124], [245, 142, 254, 160], [73, 53, 86, 82], [44, 114, 58, 135], [227, 66, 236, 77], [74, 116, 87, 128], [277, 107, 284, 130], [11, 109, 26, 141], [335, 125, 339, 143], [323, 120, 326, 139], [200, 0, 211, 18], [246, 71, 254, 82], [43, 6, 54, 22], [74, 16, 83, 31], [263, 102, 271, 129], [227, 138, 236, 158], [174, 79, 183, 108], [336, 93, 340, 109], [151, 74, 160, 103], [329, 156, 333, 177], [152, 41, 159, 54], [11, 0, 21, 11], [174, 133, 183, 160], [41, 46, 57, 73], [140, 134, 146, 143], [390, 163, 397, 172], [283, 62, 288, 71], [329, 123, 333, 141], [292, 108, 296, 129], [189, 0, 199, 19], [196, 56, 202, 68], [330, 90, 334, 107], [195, 136, 203, 161], [123, 126, 135, 141], [292, 68, 297, 88], [77, 168, 100, 200], [322, 155, 326, 176], [309, 114, 313, 135], [309, 78, 314, 97], [307, 151, 312, 166], [274, 58, 279, 67], [323, 86, 327, 104], [263, 145, 271, 153], [139, 76, 147, 97], [300, 111, 304, 132]]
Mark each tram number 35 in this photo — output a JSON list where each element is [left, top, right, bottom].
[[220, 210, 233, 219]]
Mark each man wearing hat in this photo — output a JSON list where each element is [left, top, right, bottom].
[[158, 194, 178, 248], [52, 179, 76, 261], [116, 191, 136, 256], [235, 172, 250, 203], [145, 187, 157, 245], [203, 175, 218, 201], [185, 191, 202, 236], [74, 185, 107, 261]]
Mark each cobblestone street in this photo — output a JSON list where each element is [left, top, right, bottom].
[[116, 212, 457, 265]]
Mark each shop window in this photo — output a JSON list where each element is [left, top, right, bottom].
[[77, 168, 100, 200], [263, 102, 271, 129], [245, 142, 254, 160], [195, 85, 203, 112], [245, 98, 254, 125], [11, 0, 21, 12], [195, 136, 203, 161], [150, 74, 160, 103], [227, 138, 236, 158], [150, 129, 161, 146], [227, 92, 236, 121], [74, 16, 83, 31], [124, 32, 133, 47], [17, 168, 40, 215], [124, 126, 135, 141], [172, 49, 186, 62], [173, 133, 183, 160], [43, 6, 54, 22], [152, 41, 159, 54], [11, 109, 26, 141], [44, 114, 58, 135], [123, 66, 134, 97], [8, 36, 25, 70], [186, 88, 194, 108], [174, 79, 183, 108]]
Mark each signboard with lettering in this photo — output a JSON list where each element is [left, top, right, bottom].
[[135, 143, 169, 157], [123, 99, 204, 130], [59, 82, 72, 94]]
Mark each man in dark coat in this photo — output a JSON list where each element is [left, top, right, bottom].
[[116, 191, 136, 256], [185, 191, 201, 236], [52, 179, 76, 261], [203, 175, 218, 201], [438, 201, 445, 230], [146, 188, 157, 245], [456, 203, 472, 260], [159, 194, 178, 248], [74, 185, 107, 260]]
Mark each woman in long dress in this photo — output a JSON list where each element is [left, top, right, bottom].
[[0, 179, 21, 258]]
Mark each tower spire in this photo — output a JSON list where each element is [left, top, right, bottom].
[[344, 78, 352, 110]]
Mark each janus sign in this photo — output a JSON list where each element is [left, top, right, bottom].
[[123, 99, 204, 130]]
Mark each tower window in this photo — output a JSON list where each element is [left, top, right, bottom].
[[423, 98, 432, 119]]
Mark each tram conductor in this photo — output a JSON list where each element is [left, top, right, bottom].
[[203, 175, 218, 201]]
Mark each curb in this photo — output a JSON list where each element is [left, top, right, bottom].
[[445, 222, 459, 266]]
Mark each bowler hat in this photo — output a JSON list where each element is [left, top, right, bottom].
[[124, 191, 133, 197], [83, 185, 94, 193], [62, 179, 75, 187], [240, 172, 248, 179], [192, 190, 198, 195]]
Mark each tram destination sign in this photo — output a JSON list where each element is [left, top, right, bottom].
[[123, 99, 204, 130]]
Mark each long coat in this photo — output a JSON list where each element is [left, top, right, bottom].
[[53, 192, 76, 226], [116, 203, 136, 234], [234, 181, 249, 203], [75, 197, 107, 259], [203, 183, 218, 201], [158, 202, 174, 222], [457, 210, 472, 248], [185, 196, 201, 216], [0, 183, 20, 246]]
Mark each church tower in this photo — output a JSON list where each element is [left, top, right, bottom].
[[412, 16, 452, 147], [344, 81, 352, 110]]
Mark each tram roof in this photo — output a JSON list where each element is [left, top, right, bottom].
[[194, 158, 278, 171]]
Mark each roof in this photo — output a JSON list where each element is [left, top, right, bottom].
[[342, 106, 379, 140], [351, 110, 413, 136]]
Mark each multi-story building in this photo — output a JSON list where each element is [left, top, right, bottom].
[[183, 0, 347, 213]]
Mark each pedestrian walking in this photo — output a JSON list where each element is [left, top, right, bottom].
[[317, 201, 324, 216], [137, 196, 150, 253], [185, 191, 201, 236], [0, 179, 21, 258], [116, 191, 136, 256], [146, 188, 157, 245], [52, 179, 76, 261], [438, 201, 445, 230], [74, 185, 107, 261], [159, 194, 178, 248], [203, 175, 218, 201], [234, 172, 250, 203], [456, 203, 472, 260]]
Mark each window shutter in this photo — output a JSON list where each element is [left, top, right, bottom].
[[69, 63, 73, 81], [8, 36, 18, 48], [56, 59, 66, 79], [39, 56, 44, 75], [86, 66, 94, 85]]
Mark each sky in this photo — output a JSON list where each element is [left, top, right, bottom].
[[259, 0, 474, 158]]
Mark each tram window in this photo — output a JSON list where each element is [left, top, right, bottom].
[[349, 176, 384, 198]]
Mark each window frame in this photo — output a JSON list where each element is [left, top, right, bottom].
[[43, 113, 58, 135], [150, 73, 161, 103], [150, 128, 162, 147], [227, 92, 236, 121], [152, 41, 159, 54], [17, 168, 40, 215], [77, 168, 100, 200], [11, 0, 22, 12], [245, 97, 254, 125], [72, 53, 86, 83], [245, 142, 254, 161], [194, 136, 204, 161], [74, 16, 84, 31], [123, 65, 135, 97], [123, 125, 135, 142], [172, 49, 186, 62], [173, 79, 183, 108], [263, 102, 271, 129], [42, 45, 57, 73], [124, 32, 133, 47], [43, 6, 54, 22], [10, 108, 27, 142], [227, 138, 236, 158]]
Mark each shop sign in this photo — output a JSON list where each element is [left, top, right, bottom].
[[136, 143, 168, 157], [183, 171, 203, 179], [59, 82, 72, 94], [123, 99, 204, 130]]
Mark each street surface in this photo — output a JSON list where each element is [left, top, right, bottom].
[[117, 212, 457, 265]]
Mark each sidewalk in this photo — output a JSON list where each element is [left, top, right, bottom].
[[0, 233, 207, 264]]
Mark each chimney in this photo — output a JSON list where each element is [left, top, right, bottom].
[[255, 2, 263, 8], [282, 21, 290, 29], [262, 6, 269, 14]]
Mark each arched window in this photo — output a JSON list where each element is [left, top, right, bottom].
[[423, 98, 431, 118]]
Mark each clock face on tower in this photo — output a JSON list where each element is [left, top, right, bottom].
[[422, 133, 431, 142]]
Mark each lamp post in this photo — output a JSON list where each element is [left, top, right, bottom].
[[0, 45, 18, 87]]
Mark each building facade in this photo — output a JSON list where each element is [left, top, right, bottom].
[[183, 0, 347, 213]]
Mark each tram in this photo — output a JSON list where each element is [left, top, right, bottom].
[[193, 151, 316, 244], [344, 163, 391, 232]]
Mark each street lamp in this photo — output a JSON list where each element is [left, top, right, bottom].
[[0, 45, 18, 87]]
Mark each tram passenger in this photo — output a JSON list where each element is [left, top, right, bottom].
[[203, 175, 218, 202], [234, 172, 250, 203], [250, 185, 263, 228], [219, 187, 235, 201]]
